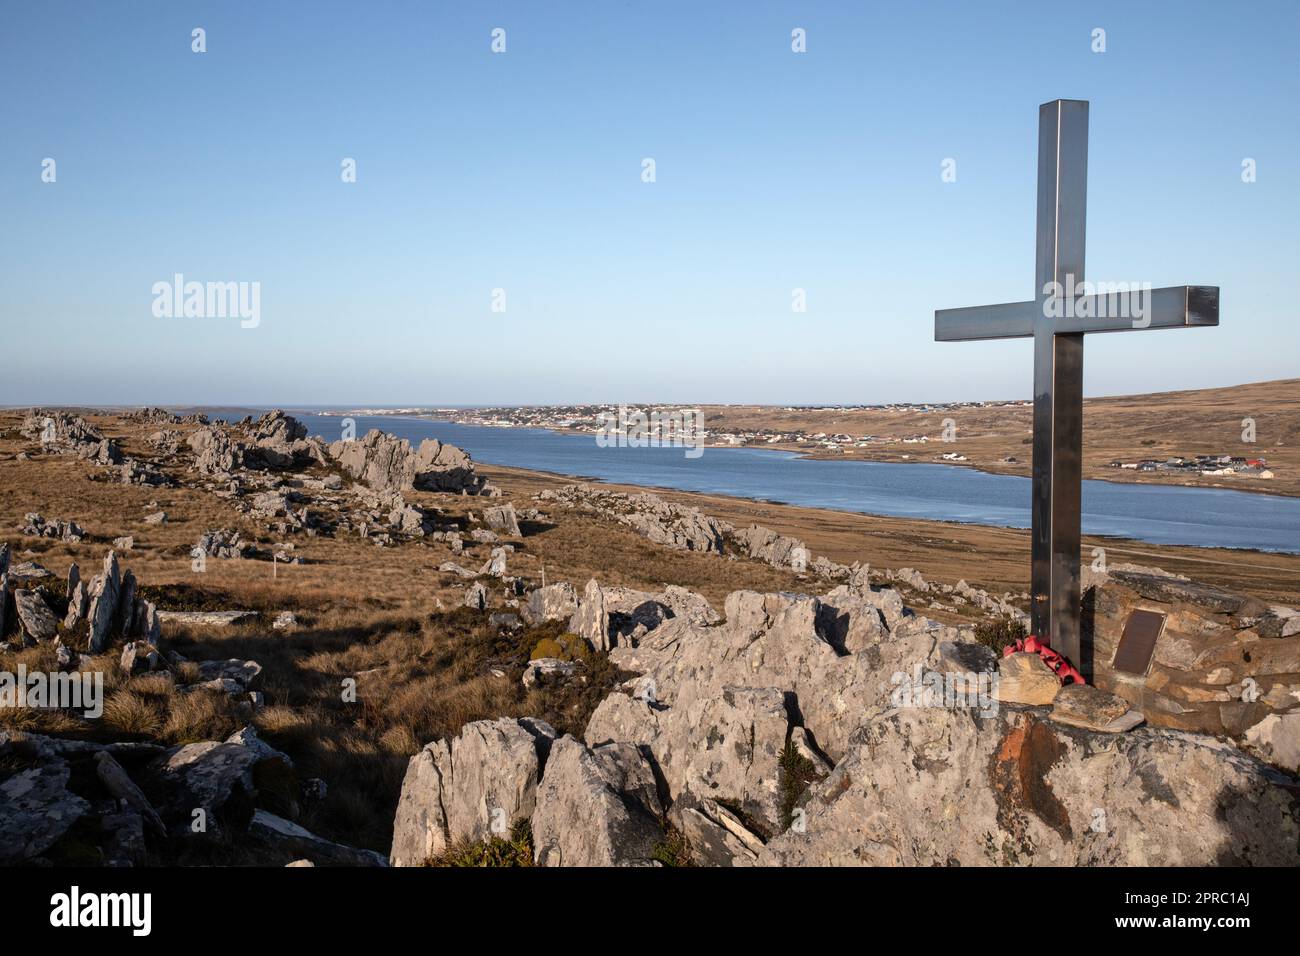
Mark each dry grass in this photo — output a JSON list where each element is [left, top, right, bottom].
[[2, 404, 1297, 861]]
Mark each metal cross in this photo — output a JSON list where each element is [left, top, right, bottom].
[[934, 99, 1219, 670]]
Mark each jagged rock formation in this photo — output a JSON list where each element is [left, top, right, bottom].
[[389, 718, 556, 866], [537, 484, 1029, 622], [759, 707, 1299, 866], [17, 513, 84, 542], [393, 569, 1300, 867], [20, 410, 121, 464], [538, 484, 728, 554], [189, 411, 328, 479], [328, 429, 492, 495]]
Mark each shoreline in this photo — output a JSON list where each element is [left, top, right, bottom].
[[418, 414, 1299, 502], [477, 461, 1300, 605], [475, 459, 1300, 560]]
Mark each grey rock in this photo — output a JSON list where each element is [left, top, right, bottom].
[[95, 751, 166, 836], [120, 641, 162, 676], [0, 758, 90, 864], [482, 502, 522, 537], [390, 717, 557, 866], [1245, 712, 1300, 773], [522, 657, 581, 689], [13, 589, 58, 642], [758, 707, 1300, 866], [250, 809, 387, 866], [523, 582, 579, 625], [155, 610, 256, 627], [463, 582, 488, 610], [531, 736, 664, 867]]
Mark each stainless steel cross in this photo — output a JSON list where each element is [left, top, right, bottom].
[[934, 99, 1219, 670]]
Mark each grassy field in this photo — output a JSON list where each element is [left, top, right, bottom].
[[1, 406, 1297, 860]]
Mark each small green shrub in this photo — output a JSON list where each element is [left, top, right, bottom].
[[651, 827, 693, 867], [974, 615, 1026, 655], [778, 738, 819, 832], [427, 819, 534, 867]]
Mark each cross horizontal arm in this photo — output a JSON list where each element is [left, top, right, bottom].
[[934, 285, 1219, 341]]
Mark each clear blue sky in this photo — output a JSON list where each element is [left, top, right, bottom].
[[2, 0, 1296, 406]]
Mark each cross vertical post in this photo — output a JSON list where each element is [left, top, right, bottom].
[[933, 99, 1219, 677], [1033, 99, 1088, 667]]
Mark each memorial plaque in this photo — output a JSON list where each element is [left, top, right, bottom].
[[1112, 609, 1166, 676]]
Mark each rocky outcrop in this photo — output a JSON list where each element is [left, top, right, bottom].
[[538, 484, 728, 554], [189, 425, 243, 476], [189, 412, 326, 478], [18, 513, 84, 542], [530, 736, 664, 867], [328, 430, 490, 495], [13, 589, 58, 643], [86, 551, 122, 653], [522, 582, 579, 625], [566, 578, 720, 652], [733, 525, 808, 571], [20, 410, 122, 465], [149, 726, 293, 839], [758, 706, 1300, 866], [194, 528, 255, 560], [390, 718, 556, 866], [482, 502, 521, 537]]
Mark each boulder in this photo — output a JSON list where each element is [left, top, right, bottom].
[[523, 582, 579, 625], [479, 547, 508, 578], [194, 659, 262, 688], [758, 707, 1300, 866], [482, 503, 521, 537], [149, 727, 294, 838], [86, 551, 121, 653], [390, 717, 556, 866], [569, 579, 609, 650], [63, 579, 88, 628], [0, 756, 90, 864], [463, 582, 488, 610], [328, 429, 487, 494], [1050, 684, 1144, 733], [13, 589, 58, 643], [250, 810, 387, 866], [522, 658, 581, 690], [155, 610, 256, 627], [531, 736, 664, 867], [1245, 712, 1300, 773], [994, 652, 1062, 706], [120, 641, 162, 676]]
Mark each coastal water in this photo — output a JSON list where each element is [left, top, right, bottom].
[[260, 411, 1300, 555]]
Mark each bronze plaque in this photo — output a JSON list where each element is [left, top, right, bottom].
[[1113, 609, 1166, 676]]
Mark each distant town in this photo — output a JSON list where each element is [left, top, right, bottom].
[[1108, 454, 1274, 479], [424, 401, 1032, 455], [320, 402, 1278, 482]]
